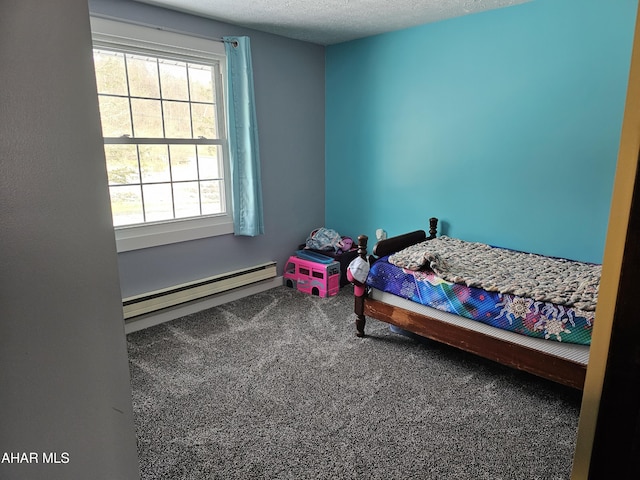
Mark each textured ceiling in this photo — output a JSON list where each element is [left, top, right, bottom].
[[135, 0, 531, 45]]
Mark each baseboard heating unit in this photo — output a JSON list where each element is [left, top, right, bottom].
[[122, 262, 277, 320]]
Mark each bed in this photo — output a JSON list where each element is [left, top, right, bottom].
[[353, 218, 597, 390]]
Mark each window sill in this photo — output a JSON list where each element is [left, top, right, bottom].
[[115, 216, 234, 252]]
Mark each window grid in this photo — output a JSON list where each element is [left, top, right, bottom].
[[94, 47, 226, 228]]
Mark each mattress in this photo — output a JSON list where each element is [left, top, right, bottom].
[[367, 256, 594, 346], [369, 288, 590, 366]]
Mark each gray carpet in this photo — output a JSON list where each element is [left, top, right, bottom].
[[127, 285, 582, 479]]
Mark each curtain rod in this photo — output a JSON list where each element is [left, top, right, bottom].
[[90, 13, 238, 45]]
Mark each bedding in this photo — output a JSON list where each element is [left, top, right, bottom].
[[368, 237, 598, 346], [388, 236, 600, 311]]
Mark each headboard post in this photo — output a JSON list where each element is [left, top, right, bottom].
[[357, 234, 368, 260], [428, 217, 438, 239]]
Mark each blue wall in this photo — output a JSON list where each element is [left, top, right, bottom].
[[326, 0, 637, 263]]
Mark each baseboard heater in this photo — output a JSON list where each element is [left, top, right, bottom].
[[122, 262, 277, 320]]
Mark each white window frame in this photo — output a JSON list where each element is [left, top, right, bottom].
[[90, 17, 233, 252]]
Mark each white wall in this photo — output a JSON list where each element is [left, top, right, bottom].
[[0, 1, 140, 478]]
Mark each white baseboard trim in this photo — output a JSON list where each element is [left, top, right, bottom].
[[124, 276, 284, 334]]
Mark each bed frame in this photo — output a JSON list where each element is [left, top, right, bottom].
[[353, 218, 588, 390]]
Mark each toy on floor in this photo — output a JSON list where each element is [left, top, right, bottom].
[[284, 253, 340, 297]]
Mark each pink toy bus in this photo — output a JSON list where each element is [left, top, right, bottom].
[[284, 255, 340, 297]]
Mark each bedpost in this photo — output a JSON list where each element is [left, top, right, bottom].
[[428, 217, 438, 239], [354, 234, 368, 337]]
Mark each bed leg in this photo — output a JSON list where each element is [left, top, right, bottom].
[[355, 295, 366, 337]]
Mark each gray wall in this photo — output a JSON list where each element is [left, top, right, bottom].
[[0, 1, 139, 479], [89, 0, 326, 298]]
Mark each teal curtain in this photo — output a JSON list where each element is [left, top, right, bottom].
[[224, 36, 264, 236]]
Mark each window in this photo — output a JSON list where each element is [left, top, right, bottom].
[[91, 17, 232, 251]]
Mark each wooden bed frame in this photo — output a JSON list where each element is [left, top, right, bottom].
[[353, 218, 588, 390]]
